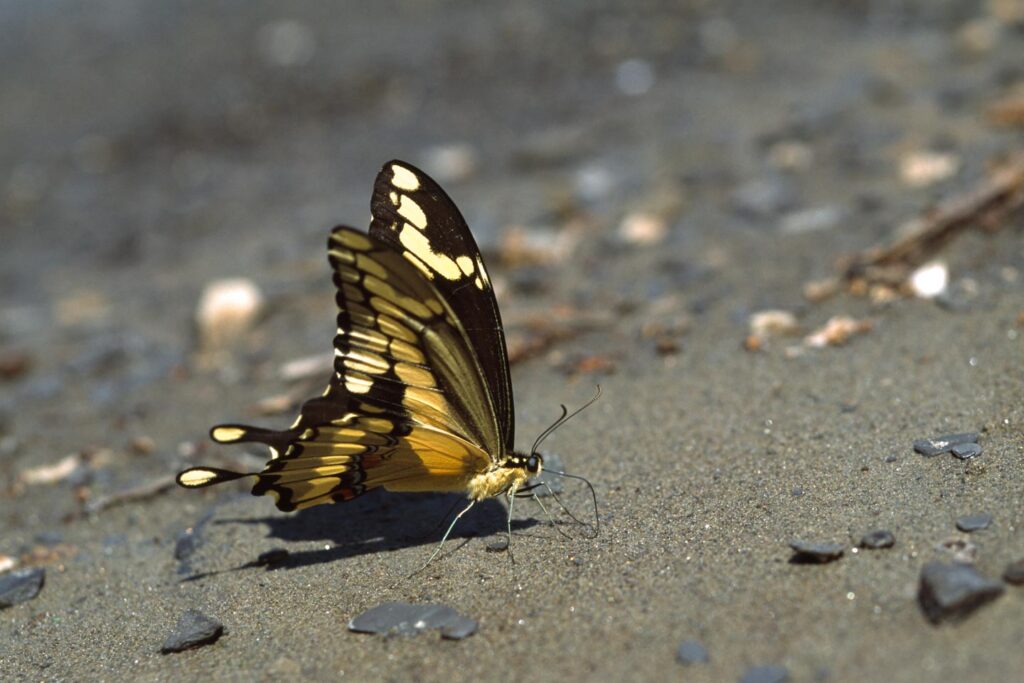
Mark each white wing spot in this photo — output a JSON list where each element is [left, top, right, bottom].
[[398, 225, 462, 280], [456, 255, 475, 276], [390, 164, 421, 191], [397, 197, 428, 230]]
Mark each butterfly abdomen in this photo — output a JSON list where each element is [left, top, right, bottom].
[[466, 465, 531, 500]]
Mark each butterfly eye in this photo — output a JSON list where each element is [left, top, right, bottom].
[[526, 454, 540, 473]]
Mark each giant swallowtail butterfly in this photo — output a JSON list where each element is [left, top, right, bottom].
[[177, 160, 595, 562]]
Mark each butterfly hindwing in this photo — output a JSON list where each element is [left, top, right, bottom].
[[369, 160, 514, 453]]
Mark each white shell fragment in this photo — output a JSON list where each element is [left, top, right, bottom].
[[196, 278, 265, 350], [908, 261, 949, 299]]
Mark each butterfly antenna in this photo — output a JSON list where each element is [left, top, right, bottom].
[[530, 385, 602, 454]]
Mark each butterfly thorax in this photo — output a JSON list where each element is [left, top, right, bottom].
[[466, 452, 542, 501]]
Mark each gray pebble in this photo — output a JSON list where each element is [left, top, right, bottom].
[[675, 640, 709, 665], [740, 664, 789, 683], [859, 530, 895, 549], [485, 539, 509, 553], [913, 433, 979, 457], [789, 540, 844, 563], [732, 177, 797, 219], [348, 602, 477, 640], [918, 562, 1005, 624], [1002, 559, 1024, 585], [951, 442, 982, 460], [0, 567, 45, 608], [161, 610, 225, 653], [955, 513, 992, 532]]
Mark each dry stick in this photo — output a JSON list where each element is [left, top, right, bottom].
[[84, 474, 177, 514], [837, 154, 1024, 287]]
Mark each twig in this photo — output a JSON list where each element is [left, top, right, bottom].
[[84, 474, 177, 514], [837, 153, 1024, 287]]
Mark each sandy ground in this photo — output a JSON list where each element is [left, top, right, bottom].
[[2, 1, 1023, 681]]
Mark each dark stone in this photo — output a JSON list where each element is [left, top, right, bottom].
[[740, 664, 790, 683], [918, 562, 1005, 624], [256, 548, 289, 566], [789, 540, 844, 563], [160, 610, 224, 653], [348, 602, 477, 640], [173, 530, 198, 561], [1003, 559, 1024, 585], [951, 442, 982, 460], [0, 567, 45, 608], [956, 513, 992, 532], [860, 530, 895, 549], [883, 454, 898, 463], [675, 640, 709, 665], [485, 539, 509, 553], [913, 433, 979, 457]]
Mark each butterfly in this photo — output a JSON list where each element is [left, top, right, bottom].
[[177, 160, 597, 566]]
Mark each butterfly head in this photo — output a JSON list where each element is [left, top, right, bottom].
[[505, 451, 543, 475]]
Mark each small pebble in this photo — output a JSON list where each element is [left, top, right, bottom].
[[161, 610, 225, 653], [778, 205, 843, 235], [956, 513, 992, 532], [0, 568, 44, 608], [675, 640, 709, 665], [349, 602, 477, 640], [913, 433, 979, 457], [732, 177, 797, 218], [486, 539, 509, 553], [749, 310, 800, 338], [1002, 559, 1024, 585], [951, 442, 982, 460], [195, 278, 265, 350], [936, 537, 978, 564], [740, 664, 790, 683], [789, 540, 844, 563], [174, 530, 199, 562], [256, 548, 290, 566], [860, 530, 895, 549], [918, 562, 1004, 624]]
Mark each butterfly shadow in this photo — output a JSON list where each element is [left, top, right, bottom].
[[190, 491, 539, 576]]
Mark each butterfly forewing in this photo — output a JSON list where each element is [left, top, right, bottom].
[[369, 161, 514, 453]]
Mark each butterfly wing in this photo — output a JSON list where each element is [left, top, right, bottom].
[[369, 160, 514, 453], [177, 224, 502, 511]]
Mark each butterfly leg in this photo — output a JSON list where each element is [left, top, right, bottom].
[[407, 498, 476, 578], [530, 493, 572, 540], [504, 485, 518, 565]]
